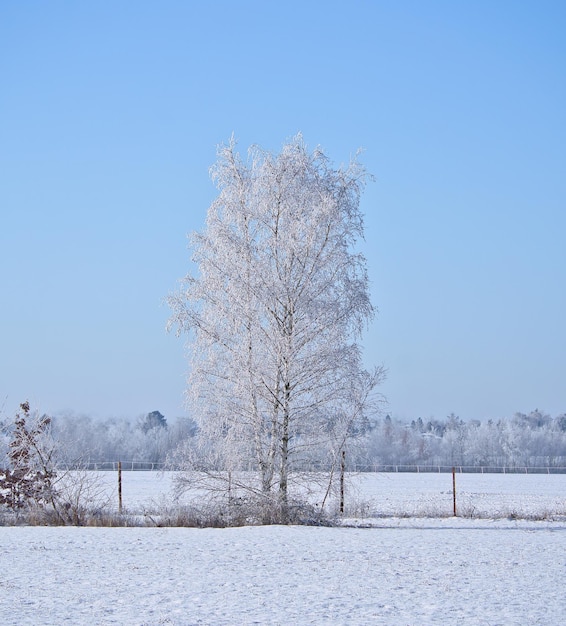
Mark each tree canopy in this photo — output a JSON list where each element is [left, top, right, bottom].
[[168, 135, 383, 519]]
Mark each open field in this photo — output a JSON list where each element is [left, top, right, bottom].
[[2, 521, 566, 625], [97, 470, 566, 520], [2, 472, 565, 625]]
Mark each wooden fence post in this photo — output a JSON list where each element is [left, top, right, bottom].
[[452, 466, 457, 517], [340, 450, 345, 514], [118, 461, 123, 514]]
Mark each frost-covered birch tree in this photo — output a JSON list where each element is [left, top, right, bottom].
[[168, 135, 383, 520]]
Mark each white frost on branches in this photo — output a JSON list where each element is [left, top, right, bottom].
[[168, 135, 384, 516]]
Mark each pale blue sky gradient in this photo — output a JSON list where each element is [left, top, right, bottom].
[[1, 1, 565, 422]]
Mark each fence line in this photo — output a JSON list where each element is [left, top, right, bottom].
[[350, 464, 566, 474], [57, 461, 566, 474], [58, 461, 165, 471]]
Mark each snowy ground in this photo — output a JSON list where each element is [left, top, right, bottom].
[[97, 470, 566, 520], [2, 522, 566, 625], [2, 473, 565, 625], [351, 471, 566, 519]]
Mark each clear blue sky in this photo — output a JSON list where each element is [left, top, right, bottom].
[[1, 1, 564, 422]]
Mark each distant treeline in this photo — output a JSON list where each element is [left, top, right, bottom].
[[2, 408, 565, 469], [0, 410, 195, 467], [365, 411, 566, 469]]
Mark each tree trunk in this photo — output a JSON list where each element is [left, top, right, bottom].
[[279, 382, 291, 519]]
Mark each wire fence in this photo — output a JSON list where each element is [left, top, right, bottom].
[[349, 464, 566, 474], [57, 461, 566, 474], [58, 461, 166, 471]]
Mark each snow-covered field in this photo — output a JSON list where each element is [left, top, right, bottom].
[[2, 472, 565, 625], [97, 470, 566, 520]]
